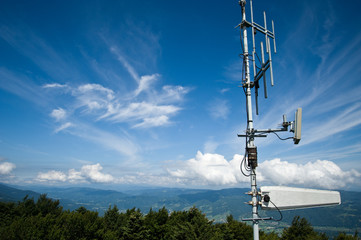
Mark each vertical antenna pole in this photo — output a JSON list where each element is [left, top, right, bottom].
[[240, 1, 259, 240]]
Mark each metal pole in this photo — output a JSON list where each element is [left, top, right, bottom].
[[240, 1, 259, 240]]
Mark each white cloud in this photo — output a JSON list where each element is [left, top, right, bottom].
[[166, 151, 361, 189], [42, 83, 68, 89], [208, 99, 230, 120], [0, 162, 16, 174], [46, 79, 188, 129], [117, 102, 177, 120], [203, 139, 219, 153], [167, 151, 247, 186], [35, 163, 115, 183], [70, 124, 139, 157], [133, 115, 170, 128], [37, 170, 67, 182], [80, 163, 114, 183], [258, 158, 361, 189], [68, 169, 85, 183], [158, 85, 190, 103], [77, 83, 114, 100], [110, 46, 140, 81], [134, 74, 159, 96], [50, 108, 66, 121], [54, 122, 73, 133]]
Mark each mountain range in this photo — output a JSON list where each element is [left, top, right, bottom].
[[0, 183, 360, 237]]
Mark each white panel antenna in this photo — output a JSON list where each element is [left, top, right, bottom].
[[260, 186, 341, 210], [293, 108, 302, 144]]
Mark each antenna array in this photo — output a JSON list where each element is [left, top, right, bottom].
[[234, 2, 341, 240], [236, 1, 303, 240]]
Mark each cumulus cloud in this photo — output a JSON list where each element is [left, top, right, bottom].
[[37, 170, 67, 182], [80, 163, 114, 183], [0, 162, 16, 174], [166, 151, 361, 189], [68, 169, 85, 182], [35, 163, 115, 183], [258, 158, 361, 189], [167, 151, 247, 186]]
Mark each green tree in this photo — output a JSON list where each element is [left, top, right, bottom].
[[165, 207, 215, 240], [122, 208, 149, 240], [335, 231, 360, 240], [224, 214, 253, 240], [281, 216, 328, 240], [144, 207, 169, 240]]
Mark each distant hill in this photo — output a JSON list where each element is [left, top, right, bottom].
[[0, 183, 40, 202], [1, 183, 360, 237]]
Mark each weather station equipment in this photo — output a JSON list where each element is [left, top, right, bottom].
[[234, 1, 341, 240]]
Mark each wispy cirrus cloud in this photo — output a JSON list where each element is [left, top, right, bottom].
[[0, 21, 190, 161], [45, 79, 188, 129], [208, 98, 230, 120], [54, 122, 74, 133], [0, 68, 46, 106], [250, 8, 361, 150]]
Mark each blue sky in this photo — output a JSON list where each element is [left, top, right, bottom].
[[1, 0, 361, 191]]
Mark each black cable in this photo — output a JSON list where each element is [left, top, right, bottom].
[[271, 132, 293, 141], [240, 154, 250, 177], [269, 199, 283, 221], [255, 51, 261, 66]]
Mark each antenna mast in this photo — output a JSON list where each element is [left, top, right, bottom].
[[235, 2, 339, 239], [236, 1, 282, 239], [239, 0, 260, 239]]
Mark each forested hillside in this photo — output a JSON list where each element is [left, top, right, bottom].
[[0, 194, 359, 240]]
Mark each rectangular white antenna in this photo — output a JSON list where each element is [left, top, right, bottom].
[[261, 186, 341, 210], [294, 108, 302, 144]]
